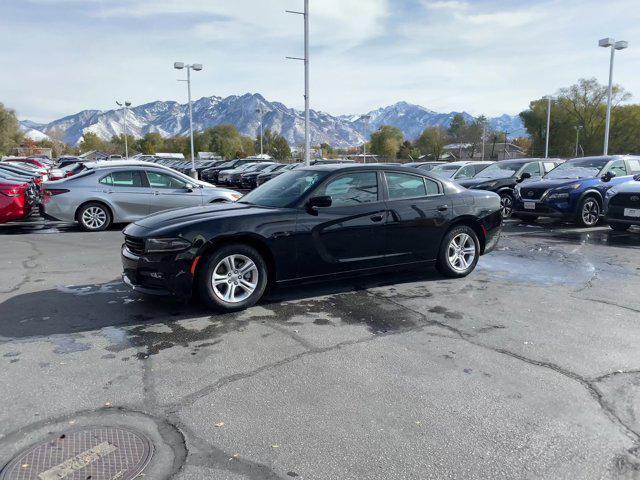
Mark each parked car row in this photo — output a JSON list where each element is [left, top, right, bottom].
[[0, 157, 52, 223]]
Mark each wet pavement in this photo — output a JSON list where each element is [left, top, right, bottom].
[[1, 219, 640, 479]]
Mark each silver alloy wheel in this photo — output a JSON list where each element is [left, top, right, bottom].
[[581, 198, 600, 226], [500, 194, 513, 218], [447, 233, 476, 273], [211, 254, 259, 304], [82, 206, 107, 229]]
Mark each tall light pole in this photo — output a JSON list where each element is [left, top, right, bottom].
[[544, 96, 553, 159], [255, 106, 264, 157], [599, 37, 628, 156], [481, 121, 486, 161], [362, 115, 371, 163], [286, 0, 310, 166], [116, 101, 131, 159], [174, 62, 203, 178], [574, 126, 583, 157]]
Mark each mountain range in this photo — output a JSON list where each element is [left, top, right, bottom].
[[20, 93, 526, 148]]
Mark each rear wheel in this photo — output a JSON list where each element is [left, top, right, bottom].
[[576, 196, 601, 227], [436, 225, 480, 278], [77, 202, 112, 231], [610, 222, 631, 232], [198, 244, 268, 313]]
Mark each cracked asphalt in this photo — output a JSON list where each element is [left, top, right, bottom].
[[1, 219, 640, 479]]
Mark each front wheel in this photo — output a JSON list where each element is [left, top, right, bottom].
[[499, 192, 514, 219], [436, 226, 480, 278], [577, 196, 601, 227], [198, 244, 268, 313]]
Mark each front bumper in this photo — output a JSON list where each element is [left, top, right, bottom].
[[605, 205, 640, 226], [121, 246, 195, 299], [513, 197, 573, 219]]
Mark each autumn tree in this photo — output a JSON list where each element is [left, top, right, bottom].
[[370, 125, 404, 159], [416, 127, 448, 160], [0, 103, 23, 156]]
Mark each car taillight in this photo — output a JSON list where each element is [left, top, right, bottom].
[[45, 188, 70, 196]]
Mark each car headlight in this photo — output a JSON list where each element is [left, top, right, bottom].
[[547, 183, 581, 200], [145, 237, 192, 253], [547, 193, 570, 200]]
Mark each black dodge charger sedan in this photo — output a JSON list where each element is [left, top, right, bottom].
[[604, 174, 640, 231], [457, 159, 563, 218], [122, 165, 503, 312]]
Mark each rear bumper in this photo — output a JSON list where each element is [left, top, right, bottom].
[[121, 246, 194, 299], [0, 195, 30, 224]]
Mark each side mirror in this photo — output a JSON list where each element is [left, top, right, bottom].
[[601, 171, 616, 183], [634, 174, 640, 182], [306, 195, 332, 212], [185, 183, 195, 191], [517, 172, 531, 183]]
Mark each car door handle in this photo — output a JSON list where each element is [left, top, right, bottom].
[[437, 205, 449, 212], [370, 214, 384, 223], [153, 190, 160, 196]]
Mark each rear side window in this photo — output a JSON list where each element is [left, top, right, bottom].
[[385, 172, 430, 199], [521, 162, 541, 176], [146, 171, 188, 189], [543, 162, 557, 173], [456, 165, 476, 179]]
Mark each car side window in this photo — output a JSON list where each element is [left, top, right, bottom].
[[99, 174, 113, 186], [627, 159, 640, 174], [110, 171, 143, 187], [146, 171, 188, 189], [521, 162, 541, 176], [474, 164, 490, 175], [385, 172, 431, 199], [318, 172, 378, 207], [543, 162, 557, 173], [609, 160, 628, 177], [456, 165, 476, 179]]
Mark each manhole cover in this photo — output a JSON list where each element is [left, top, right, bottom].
[[0, 426, 153, 480]]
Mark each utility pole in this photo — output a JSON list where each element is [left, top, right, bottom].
[[256, 106, 264, 156], [481, 122, 486, 161], [544, 96, 552, 159], [503, 131, 510, 159], [174, 62, 203, 178], [286, 0, 310, 166], [574, 126, 583, 157], [362, 115, 371, 163], [599, 38, 628, 155], [116, 101, 131, 159]]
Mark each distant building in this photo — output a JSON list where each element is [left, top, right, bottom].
[[421, 142, 526, 162], [12, 146, 53, 158], [198, 152, 223, 160]]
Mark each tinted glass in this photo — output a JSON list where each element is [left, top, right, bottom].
[[112, 171, 143, 187], [385, 172, 427, 199], [609, 160, 627, 177], [545, 158, 609, 179], [455, 165, 476, 179], [146, 171, 187, 189], [319, 172, 378, 207], [432, 164, 460, 178], [521, 162, 541, 176], [240, 170, 328, 208], [628, 159, 640, 174], [476, 162, 526, 179]]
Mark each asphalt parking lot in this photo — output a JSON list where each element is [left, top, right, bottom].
[[1, 218, 640, 479]]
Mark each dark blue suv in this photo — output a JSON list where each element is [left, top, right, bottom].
[[513, 155, 640, 227]]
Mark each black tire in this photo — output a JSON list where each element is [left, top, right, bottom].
[[610, 222, 631, 232], [198, 244, 268, 313], [499, 192, 515, 219], [576, 196, 601, 227], [436, 225, 480, 278], [77, 202, 112, 232]]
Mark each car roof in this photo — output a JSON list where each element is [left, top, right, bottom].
[[299, 163, 448, 173], [566, 155, 640, 162]]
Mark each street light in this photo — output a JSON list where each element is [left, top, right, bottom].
[[574, 126, 583, 157], [286, 0, 310, 166], [174, 62, 203, 178], [361, 115, 371, 163], [115, 101, 131, 159], [599, 37, 628, 156], [543, 95, 553, 159], [255, 106, 264, 157]]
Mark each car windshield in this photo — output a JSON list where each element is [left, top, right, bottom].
[[261, 164, 282, 173], [545, 158, 609, 179], [475, 162, 528, 179], [431, 164, 460, 178], [218, 161, 236, 168], [239, 169, 328, 208]]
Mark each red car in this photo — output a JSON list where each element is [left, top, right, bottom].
[[0, 180, 34, 224], [3, 157, 52, 170]]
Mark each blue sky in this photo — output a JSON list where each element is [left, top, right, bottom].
[[1, 0, 639, 122]]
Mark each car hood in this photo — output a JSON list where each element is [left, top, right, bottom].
[[458, 177, 515, 189], [518, 178, 589, 190], [125, 202, 279, 236]]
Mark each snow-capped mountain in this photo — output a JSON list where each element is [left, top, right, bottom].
[[20, 94, 526, 147]]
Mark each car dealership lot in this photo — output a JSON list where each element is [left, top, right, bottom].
[[1, 220, 640, 479]]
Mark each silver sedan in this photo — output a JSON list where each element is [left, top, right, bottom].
[[41, 161, 241, 231]]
